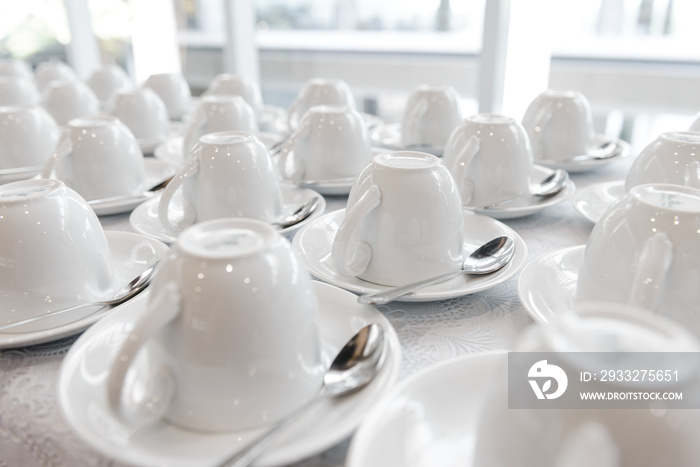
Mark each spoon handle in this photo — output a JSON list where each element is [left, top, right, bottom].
[[0, 300, 111, 332], [357, 270, 464, 305], [216, 394, 322, 467]]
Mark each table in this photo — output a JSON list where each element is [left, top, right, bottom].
[[0, 157, 632, 467]]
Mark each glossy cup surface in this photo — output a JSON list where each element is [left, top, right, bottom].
[[400, 84, 462, 147], [143, 73, 192, 120], [278, 105, 372, 181], [443, 114, 533, 206], [576, 184, 700, 336], [109, 88, 170, 142], [181, 95, 258, 157], [0, 179, 113, 330], [41, 80, 100, 125], [332, 151, 464, 286], [45, 116, 146, 200], [522, 89, 593, 161], [0, 104, 59, 169], [204, 73, 264, 114], [118, 218, 323, 431], [625, 132, 700, 191], [288, 78, 355, 130]]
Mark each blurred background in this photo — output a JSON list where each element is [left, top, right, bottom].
[[2, 0, 699, 151]]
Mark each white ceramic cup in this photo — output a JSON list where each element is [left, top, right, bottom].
[[41, 80, 101, 125], [142, 73, 192, 120], [158, 131, 283, 231], [575, 184, 700, 336], [277, 105, 372, 181], [105, 218, 323, 431], [0, 179, 113, 331], [0, 104, 59, 169], [35, 60, 78, 90], [625, 132, 700, 191], [522, 89, 594, 161], [332, 151, 464, 286], [0, 76, 40, 106], [41, 116, 146, 201], [87, 63, 133, 103], [181, 95, 258, 158], [0, 58, 34, 80], [288, 78, 356, 130], [473, 302, 700, 467], [204, 73, 264, 114], [108, 87, 170, 143], [442, 114, 533, 206], [400, 84, 463, 148]]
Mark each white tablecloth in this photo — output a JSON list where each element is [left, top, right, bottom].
[[0, 157, 633, 467]]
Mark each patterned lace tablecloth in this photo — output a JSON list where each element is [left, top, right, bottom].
[[0, 157, 632, 467]]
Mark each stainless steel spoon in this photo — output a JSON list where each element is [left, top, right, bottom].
[[216, 323, 387, 467], [539, 140, 622, 164], [271, 197, 320, 229], [87, 176, 174, 206], [357, 236, 515, 305], [480, 169, 569, 210], [0, 262, 160, 332]]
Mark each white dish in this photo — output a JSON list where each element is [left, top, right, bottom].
[[534, 136, 630, 173], [517, 245, 583, 324], [129, 185, 326, 243], [88, 159, 179, 216], [465, 165, 576, 219], [347, 350, 506, 467], [370, 122, 444, 156], [153, 132, 282, 166], [292, 209, 528, 302], [58, 281, 401, 467], [279, 147, 389, 196], [572, 180, 625, 223], [0, 165, 43, 185], [0, 231, 168, 348]]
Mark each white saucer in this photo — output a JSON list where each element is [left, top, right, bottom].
[[88, 159, 179, 216], [129, 185, 326, 243], [572, 180, 625, 223], [0, 231, 169, 348], [534, 136, 630, 173], [58, 281, 401, 467], [517, 245, 584, 324], [0, 165, 43, 185], [347, 350, 506, 467], [153, 132, 283, 166], [278, 147, 388, 196], [292, 209, 528, 302], [370, 122, 444, 156], [465, 165, 576, 219]]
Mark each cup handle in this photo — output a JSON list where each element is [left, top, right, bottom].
[[158, 156, 199, 232], [105, 283, 181, 425], [627, 232, 673, 310], [527, 106, 552, 157], [684, 161, 700, 189], [448, 135, 480, 205], [277, 120, 311, 181], [40, 131, 72, 178], [331, 185, 381, 277], [181, 108, 207, 159]]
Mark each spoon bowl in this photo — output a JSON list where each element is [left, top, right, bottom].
[[0, 262, 160, 332], [357, 236, 515, 305], [272, 196, 320, 229], [481, 169, 569, 210], [216, 323, 386, 467], [87, 176, 174, 206]]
